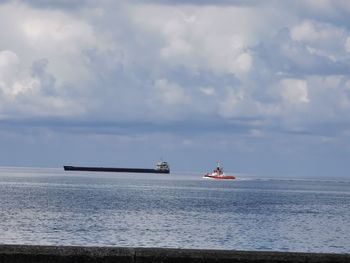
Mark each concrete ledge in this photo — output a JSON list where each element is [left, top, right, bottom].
[[0, 245, 348, 263]]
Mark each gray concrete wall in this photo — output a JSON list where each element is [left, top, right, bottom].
[[0, 245, 349, 263]]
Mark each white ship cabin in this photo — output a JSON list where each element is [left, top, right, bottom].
[[156, 161, 170, 171]]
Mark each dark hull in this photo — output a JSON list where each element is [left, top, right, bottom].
[[63, 166, 170, 174]]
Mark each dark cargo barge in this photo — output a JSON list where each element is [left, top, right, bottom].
[[64, 161, 170, 174]]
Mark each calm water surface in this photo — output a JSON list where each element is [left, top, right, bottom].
[[0, 167, 349, 253]]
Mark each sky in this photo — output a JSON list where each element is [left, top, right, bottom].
[[0, 0, 350, 178]]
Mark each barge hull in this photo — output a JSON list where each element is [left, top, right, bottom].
[[64, 166, 169, 174]]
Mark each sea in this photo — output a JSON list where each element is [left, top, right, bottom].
[[0, 167, 349, 253]]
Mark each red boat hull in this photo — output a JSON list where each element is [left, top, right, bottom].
[[204, 174, 236, 180]]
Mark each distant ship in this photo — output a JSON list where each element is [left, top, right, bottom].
[[203, 162, 236, 180], [64, 161, 170, 174]]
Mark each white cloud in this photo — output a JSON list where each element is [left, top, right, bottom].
[[289, 20, 349, 61], [345, 37, 350, 53], [152, 78, 188, 106], [229, 52, 253, 75], [0, 49, 85, 117], [0, 50, 20, 95], [21, 16, 96, 54], [218, 87, 245, 118], [280, 78, 309, 104], [200, 87, 215, 96], [290, 20, 345, 44], [130, 5, 264, 77], [0, 2, 121, 119], [161, 38, 193, 59], [304, 75, 350, 120]]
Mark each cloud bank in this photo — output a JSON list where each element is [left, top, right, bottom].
[[1, 0, 350, 176]]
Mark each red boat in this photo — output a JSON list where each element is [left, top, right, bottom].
[[203, 162, 236, 180]]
